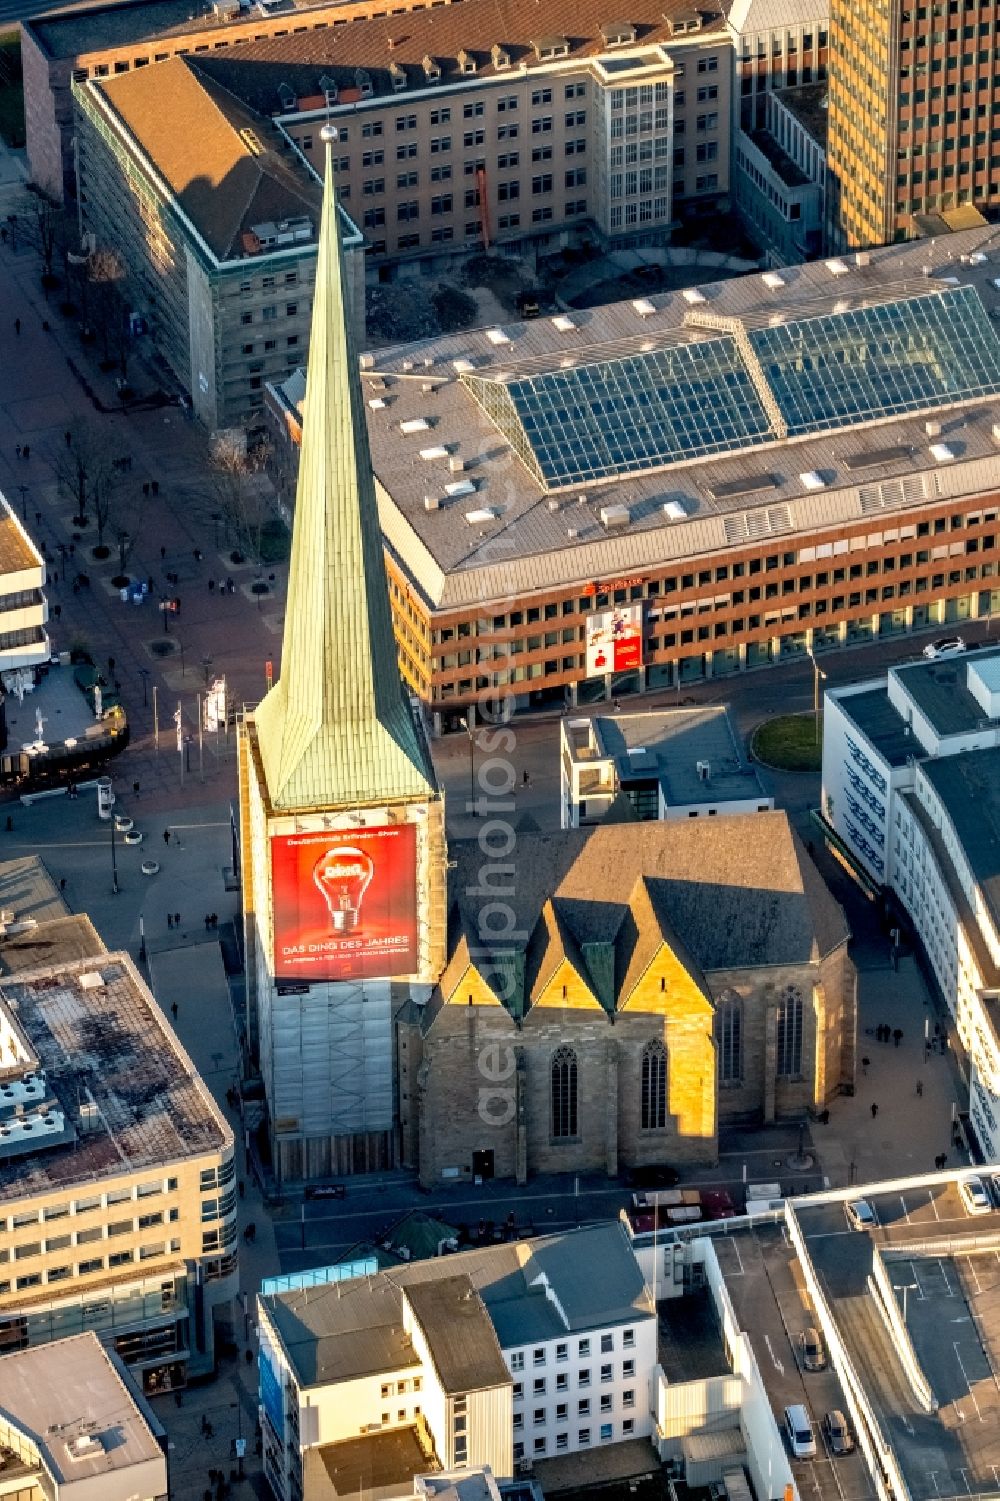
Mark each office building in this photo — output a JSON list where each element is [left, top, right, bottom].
[[257, 1222, 656, 1499], [726, 0, 829, 132], [825, 0, 1000, 251], [0, 492, 51, 690], [238, 132, 447, 1184], [73, 58, 364, 430], [402, 812, 852, 1187], [559, 705, 771, 827], [822, 643, 1000, 1159], [733, 82, 826, 263], [273, 224, 1000, 730], [0, 1331, 168, 1501], [0, 871, 236, 1391]]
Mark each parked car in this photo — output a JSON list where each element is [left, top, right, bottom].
[[802, 1327, 827, 1372], [959, 1174, 991, 1216], [783, 1404, 817, 1460], [923, 635, 966, 659], [626, 1164, 680, 1190], [844, 1198, 876, 1231], [822, 1409, 855, 1456], [304, 1183, 346, 1201]]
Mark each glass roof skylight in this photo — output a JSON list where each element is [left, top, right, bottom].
[[463, 337, 774, 489], [462, 286, 1000, 493], [750, 285, 1000, 436]]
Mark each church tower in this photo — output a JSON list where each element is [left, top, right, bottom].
[[238, 127, 447, 1182]]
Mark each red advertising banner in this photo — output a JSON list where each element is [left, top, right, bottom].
[[271, 824, 418, 981], [585, 603, 643, 677]]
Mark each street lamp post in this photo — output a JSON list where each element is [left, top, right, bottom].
[[17, 486, 27, 523], [893, 1281, 918, 1325], [110, 792, 119, 895], [806, 645, 828, 745], [160, 596, 170, 634], [458, 714, 476, 812]]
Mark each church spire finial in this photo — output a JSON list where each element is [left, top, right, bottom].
[[253, 111, 435, 811]]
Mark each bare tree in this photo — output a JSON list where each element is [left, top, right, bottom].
[[209, 434, 274, 564], [54, 419, 129, 550], [88, 248, 129, 377], [23, 194, 69, 285]]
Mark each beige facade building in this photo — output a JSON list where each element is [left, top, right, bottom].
[[0, 900, 236, 1393], [404, 814, 853, 1187], [72, 56, 364, 431], [0, 491, 51, 685]]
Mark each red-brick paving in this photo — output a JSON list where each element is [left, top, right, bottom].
[[0, 228, 288, 815]]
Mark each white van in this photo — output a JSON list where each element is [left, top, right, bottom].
[[784, 1404, 817, 1459]]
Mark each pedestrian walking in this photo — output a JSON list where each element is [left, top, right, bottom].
[[59, 877, 66, 892], [14, 444, 20, 459], [227, 578, 235, 594], [893, 1027, 903, 1047], [210, 912, 218, 928], [64, 430, 71, 447], [870, 1102, 879, 1119], [204, 914, 211, 932], [861, 1056, 870, 1075], [163, 829, 171, 846], [160, 546, 166, 561], [14, 317, 19, 336], [208, 578, 215, 592], [168, 914, 174, 930], [132, 780, 140, 798], [916, 1079, 923, 1097], [142, 482, 150, 498], [170, 1001, 178, 1019], [173, 912, 180, 929], [22, 445, 29, 460], [193, 548, 203, 562], [522, 769, 530, 787], [108, 656, 115, 673]]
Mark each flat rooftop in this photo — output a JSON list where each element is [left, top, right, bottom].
[[344, 225, 1000, 610], [0, 953, 231, 1202], [0, 913, 105, 974], [920, 747, 1000, 939], [893, 646, 1000, 739], [656, 1287, 728, 1384], [835, 685, 917, 768], [749, 127, 810, 188], [403, 1275, 510, 1394], [571, 706, 769, 807], [795, 1181, 1000, 1501], [0, 1331, 163, 1484], [29, 0, 334, 59], [774, 82, 828, 147], [304, 1424, 439, 1500]]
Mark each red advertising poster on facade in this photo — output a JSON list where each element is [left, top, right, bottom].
[[585, 603, 643, 676], [271, 824, 418, 981]]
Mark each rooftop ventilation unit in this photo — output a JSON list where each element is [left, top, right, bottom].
[[663, 499, 687, 520], [79, 972, 104, 991], [567, 525, 580, 538], [992, 423, 1000, 444], [855, 250, 870, 267], [466, 507, 498, 523], [600, 503, 629, 529], [453, 356, 475, 373], [486, 327, 510, 345], [420, 445, 449, 460], [424, 495, 441, 510], [800, 470, 825, 490], [400, 418, 430, 434], [368, 397, 387, 410], [833, 299, 850, 314], [929, 442, 955, 462], [761, 271, 785, 289], [697, 760, 711, 781], [448, 456, 466, 473], [632, 298, 656, 318], [825, 258, 849, 276], [559, 356, 577, 369], [402, 359, 415, 372], [360, 353, 375, 371], [924, 420, 942, 437], [682, 287, 706, 305], [548, 498, 562, 512], [551, 313, 575, 331], [446, 479, 476, 497]]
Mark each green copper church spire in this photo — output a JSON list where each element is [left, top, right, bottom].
[[255, 125, 435, 810]]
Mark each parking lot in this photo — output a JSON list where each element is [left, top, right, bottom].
[[797, 1184, 1000, 1501], [717, 1226, 876, 1501]]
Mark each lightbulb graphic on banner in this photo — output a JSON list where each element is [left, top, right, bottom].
[[271, 823, 418, 981], [312, 845, 374, 932]]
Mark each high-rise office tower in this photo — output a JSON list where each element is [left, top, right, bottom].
[[826, 0, 999, 250]]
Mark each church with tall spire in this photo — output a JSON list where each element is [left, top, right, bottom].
[[238, 126, 447, 1183]]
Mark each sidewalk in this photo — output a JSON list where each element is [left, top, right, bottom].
[[0, 181, 289, 815]]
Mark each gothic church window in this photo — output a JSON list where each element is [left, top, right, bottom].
[[716, 992, 743, 1085], [551, 1047, 578, 1139], [641, 1040, 667, 1129], [776, 986, 804, 1078]]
